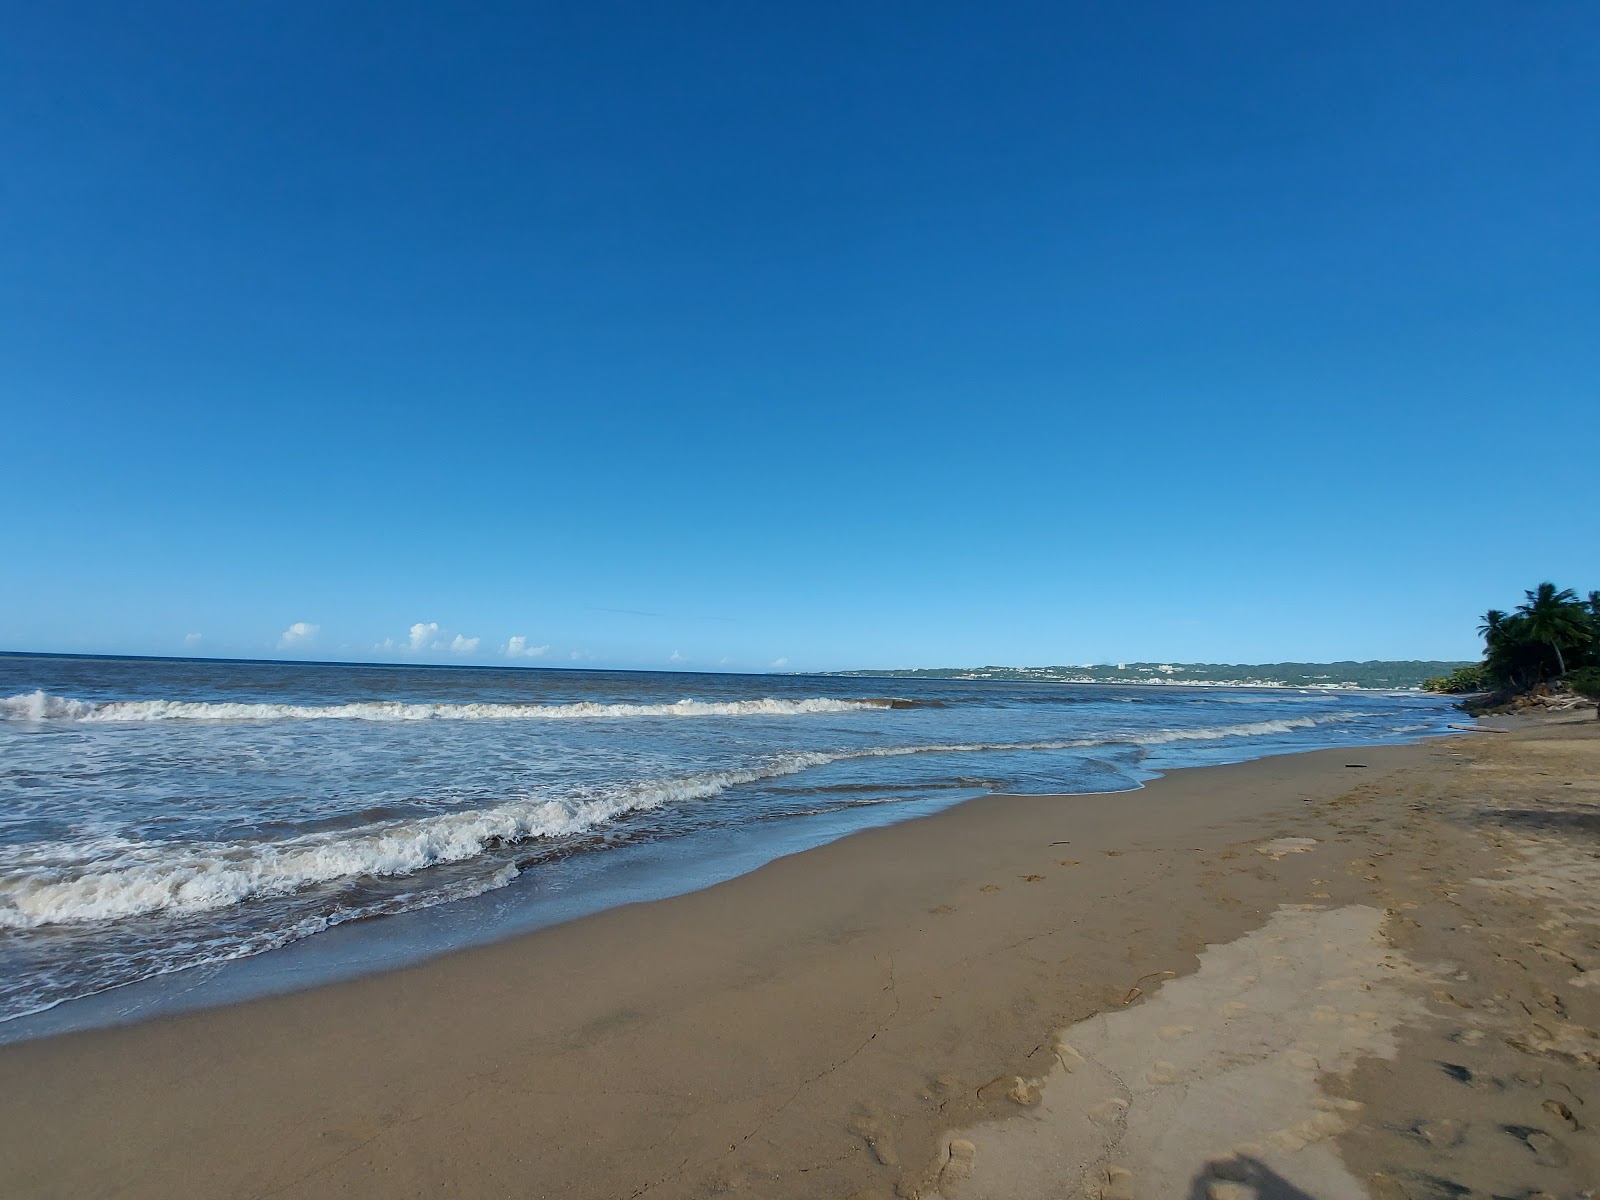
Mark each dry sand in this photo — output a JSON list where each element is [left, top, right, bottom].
[[0, 718, 1596, 1199]]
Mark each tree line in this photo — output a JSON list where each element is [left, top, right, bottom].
[[1425, 582, 1600, 715]]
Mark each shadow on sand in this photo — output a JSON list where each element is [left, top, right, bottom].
[[1474, 806, 1600, 837], [1186, 1156, 1319, 1199]]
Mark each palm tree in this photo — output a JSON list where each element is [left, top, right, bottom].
[[1516, 582, 1588, 676], [1478, 609, 1508, 643]]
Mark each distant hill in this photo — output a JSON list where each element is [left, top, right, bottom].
[[820, 660, 1473, 691]]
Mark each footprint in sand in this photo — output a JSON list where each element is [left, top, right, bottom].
[[1020, 873, 1045, 883], [1542, 1098, 1579, 1131], [1095, 1165, 1136, 1199], [1404, 1118, 1466, 1149], [1086, 1097, 1129, 1126], [930, 904, 956, 915], [977, 1074, 1041, 1106], [1145, 1059, 1179, 1084], [938, 1139, 976, 1184], [979, 884, 1000, 893], [1502, 1124, 1569, 1168], [1059, 859, 1080, 867], [916, 1073, 963, 1106], [1052, 1037, 1086, 1072], [1267, 1107, 1349, 1153], [846, 1115, 899, 1167]]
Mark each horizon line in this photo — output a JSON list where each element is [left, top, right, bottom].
[[0, 648, 1474, 676]]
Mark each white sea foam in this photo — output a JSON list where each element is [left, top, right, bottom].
[[0, 861, 527, 1026], [0, 691, 900, 723], [0, 716, 1337, 931]]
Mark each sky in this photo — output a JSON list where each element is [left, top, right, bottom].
[[2, 2, 1596, 672]]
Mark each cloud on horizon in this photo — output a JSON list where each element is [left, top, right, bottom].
[[278, 622, 319, 649], [505, 636, 549, 659], [372, 622, 483, 655]]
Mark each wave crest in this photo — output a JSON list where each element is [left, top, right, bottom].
[[0, 690, 906, 723], [0, 716, 1335, 930]]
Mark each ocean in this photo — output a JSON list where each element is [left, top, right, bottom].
[[0, 654, 1456, 1030]]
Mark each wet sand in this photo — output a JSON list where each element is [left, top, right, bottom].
[[1, 718, 1595, 1198]]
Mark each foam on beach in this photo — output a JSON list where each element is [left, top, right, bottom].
[[0, 717, 1343, 930]]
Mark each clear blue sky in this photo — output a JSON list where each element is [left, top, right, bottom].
[[3, 2, 1596, 671]]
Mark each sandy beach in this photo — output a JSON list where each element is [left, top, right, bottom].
[[8, 6, 1593, 1197], [1, 717, 1595, 1199]]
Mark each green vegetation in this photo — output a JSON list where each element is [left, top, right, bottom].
[[1422, 663, 1489, 694], [1424, 582, 1600, 711], [825, 661, 1472, 690], [1565, 668, 1600, 720]]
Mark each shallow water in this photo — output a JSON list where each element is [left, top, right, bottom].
[[0, 654, 1455, 1024]]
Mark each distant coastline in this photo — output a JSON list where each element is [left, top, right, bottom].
[[0, 651, 1471, 690], [820, 660, 1471, 691]]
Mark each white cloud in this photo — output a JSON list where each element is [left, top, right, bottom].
[[377, 622, 483, 655], [771, 657, 788, 668], [669, 650, 686, 664], [505, 636, 549, 659], [183, 632, 203, 646], [278, 622, 319, 649]]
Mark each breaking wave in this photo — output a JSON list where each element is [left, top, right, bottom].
[[0, 716, 1334, 930], [0, 691, 918, 723]]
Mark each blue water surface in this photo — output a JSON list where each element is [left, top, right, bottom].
[[0, 654, 1455, 1030]]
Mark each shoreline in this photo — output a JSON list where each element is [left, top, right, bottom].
[[2, 720, 1594, 1197], [0, 729, 1433, 1045]]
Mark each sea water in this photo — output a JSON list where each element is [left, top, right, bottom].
[[0, 654, 1455, 1028]]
